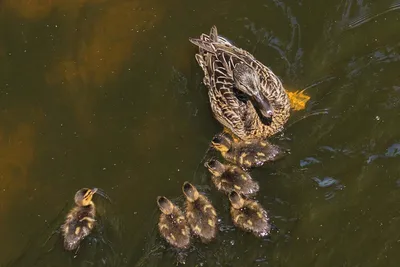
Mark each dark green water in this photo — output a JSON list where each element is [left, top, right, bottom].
[[1, 0, 400, 266]]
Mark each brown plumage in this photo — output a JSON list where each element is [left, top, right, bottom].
[[157, 196, 191, 249], [211, 133, 285, 169], [189, 25, 291, 141], [182, 182, 217, 243], [205, 159, 259, 196], [229, 191, 270, 237], [62, 188, 100, 251]]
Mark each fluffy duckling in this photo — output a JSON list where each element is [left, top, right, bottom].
[[182, 182, 217, 243], [62, 188, 105, 250], [157, 196, 191, 249], [211, 134, 284, 169], [205, 159, 259, 196], [228, 191, 270, 237]]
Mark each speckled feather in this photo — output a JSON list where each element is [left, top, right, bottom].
[[184, 194, 217, 243], [158, 207, 191, 249], [62, 204, 96, 251], [190, 26, 291, 140], [230, 199, 270, 237], [211, 164, 259, 196], [223, 139, 284, 169]]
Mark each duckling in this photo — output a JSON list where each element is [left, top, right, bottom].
[[205, 159, 259, 196], [211, 133, 284, 169], [62, 188, 103, 251], [228, 191, 270, 237], [157, 196, 191, 249], [182, 182, 217, 243]]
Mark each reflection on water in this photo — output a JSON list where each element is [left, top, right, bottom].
[[0, 109, 42, 263], [44, 0, 161, 134], [1, 0, 400, 266]]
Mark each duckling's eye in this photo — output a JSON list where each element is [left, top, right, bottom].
[[212, 137, 221, 143]]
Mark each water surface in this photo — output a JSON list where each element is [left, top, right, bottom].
[[0, 0, 400, 266]]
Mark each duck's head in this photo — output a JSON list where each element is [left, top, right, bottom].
[[229, 191, 245, 209], [182, 182, 199, 202], [204, 159, 225, 176], [74, 188, 97, 206], [233, 63, 273, 119], [157, 196, 174, 215], [211, 134, 232, 152]]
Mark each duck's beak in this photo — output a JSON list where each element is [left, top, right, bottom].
[[253, 93, 273, 119], [93, 188, 112, 202]]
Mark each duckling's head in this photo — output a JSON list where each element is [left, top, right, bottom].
[[211, 134, 232, 152], [74, 188, 98, 206], [204, 159, 225, 176], [157, 196, 174, 215], [229, 191, 245, 209], [233, 63, 273, 119], [182, 182, 199, 202]]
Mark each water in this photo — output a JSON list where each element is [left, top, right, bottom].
[[0, 0, 399, 266]]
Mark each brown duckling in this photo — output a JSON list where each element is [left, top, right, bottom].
[[205, 159, 259, 196], [228, 191, 270, 237], [157, 196, 191, 249], [211, 134, 284, 169], [182, 182, 217, 243], [62, 188, 107, 251]]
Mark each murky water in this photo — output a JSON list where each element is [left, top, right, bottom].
[[0, 0, 399, 266]]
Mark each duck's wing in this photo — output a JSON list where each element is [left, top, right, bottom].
[[207, 53, 250, 139]]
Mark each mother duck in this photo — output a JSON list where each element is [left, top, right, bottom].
[[189, 26, 291, 141]]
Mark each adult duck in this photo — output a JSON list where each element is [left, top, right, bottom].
[[189, 26, 291, 141]]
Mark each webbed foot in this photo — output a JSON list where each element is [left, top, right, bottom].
[[286, 89, 310, 111]]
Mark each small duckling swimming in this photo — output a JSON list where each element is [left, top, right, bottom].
[[211, 134, 284, 169], [205, 159, 259, 196], [228, 191, 270, 237], [157, 196, 191, 249], [62, 188, 104, 251], [182, 182, 217, 243]]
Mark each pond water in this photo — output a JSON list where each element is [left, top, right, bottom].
[[0, 0, 400, 266]]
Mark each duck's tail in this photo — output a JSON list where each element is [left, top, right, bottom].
[[189, 25, 223, 53], [209, 25, 218, 41], [189, 37, 216, 53]]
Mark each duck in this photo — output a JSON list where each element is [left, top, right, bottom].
[[182, 182, 217, 243], [189, 25, 291, 141], [62, 188, 108, 251], [228, 191, 270, 237], [157, 196, 191, 249], [211, 133, 284, 169], [205, 159, 259, 196]]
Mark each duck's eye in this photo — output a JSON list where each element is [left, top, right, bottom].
[[212, 136, 222, 143]]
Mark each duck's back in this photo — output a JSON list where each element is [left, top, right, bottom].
[[158, 210, 191, 249], [190, 26, 291, 140], [62, 205, 95, 250], [185, 196, 217, 242], [222, 166, 259, 196], [243, 201, 270, 236], [230, 140, 285, 168]]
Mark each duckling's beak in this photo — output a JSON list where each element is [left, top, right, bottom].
[[93, 188, 112, 203], [253, 93, 273, 119]]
